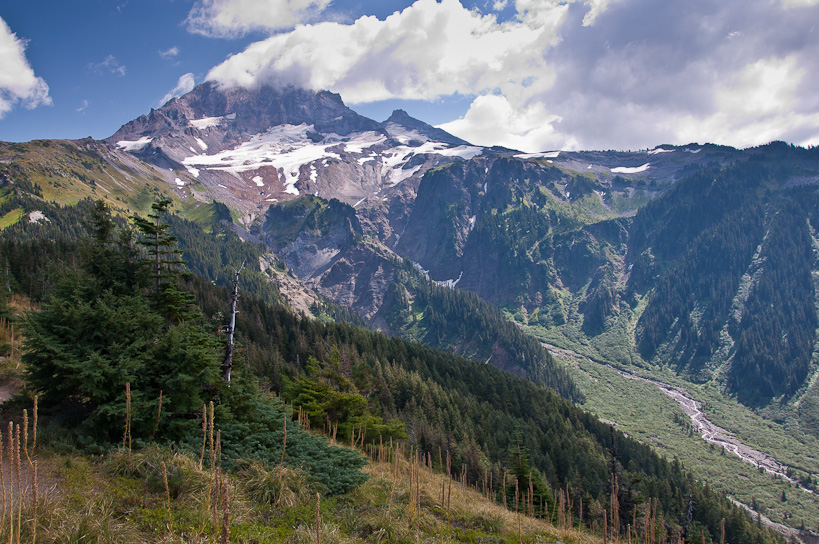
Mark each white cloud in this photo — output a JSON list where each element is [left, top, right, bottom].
[[438, 95, 566, 152], [493, 0, 508, 10], [581, 0, 614, 26], [186, 0, 333, 37], [159, 73, 196, 106], [207, 0, 562, 104], [673, 56, 818, 148], [782, 0, 819, 6], [202, 0, 819, 151], [89, 54, 126, 77], [458, 0, 819, 151], [76, 99, 89, 113], [0, 17, 51, 118], [159, 46, 180, 59]]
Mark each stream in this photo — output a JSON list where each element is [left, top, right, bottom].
[[543, 344, 818, 492], [544, 343, 819, 540]]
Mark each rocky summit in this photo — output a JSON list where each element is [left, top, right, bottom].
[[108, 82, 482, 226]]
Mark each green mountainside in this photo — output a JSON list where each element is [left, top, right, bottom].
[[0, 192, 781, 543], [397, 144, 819, 413]]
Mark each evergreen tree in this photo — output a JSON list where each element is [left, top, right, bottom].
[[21, 200, 369, 494], [132, 199, 198, 323], [23, 201, 220, 444]]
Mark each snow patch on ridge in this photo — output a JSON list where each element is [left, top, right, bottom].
[[438, 271, 464, 289], [514, 151, 560, 159], [181, 122, 483, 192], [190, 113, 236, 130], [344, 132, 387, 153], [383, 123, 430, 144], [116, 137, 152, 151], [380, 141, 482, 186], [190, 116, 223, 129], [182, 124, 343, 196], [611, 163, 650, 174], [648, 147, 673, 155]]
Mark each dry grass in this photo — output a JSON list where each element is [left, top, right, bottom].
[[0, 427, 613, 544], [360, 453, 604, 544]]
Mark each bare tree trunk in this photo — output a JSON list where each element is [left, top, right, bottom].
[[223, 262, 244, 383]]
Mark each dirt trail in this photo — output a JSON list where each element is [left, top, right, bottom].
[[0, 383, 17, 404]]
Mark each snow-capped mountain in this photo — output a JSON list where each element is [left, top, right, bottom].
[[108, 82, 482, 225]]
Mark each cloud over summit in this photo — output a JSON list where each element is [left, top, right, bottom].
[[186, 0, 333, 37], [206, 0, 562, 104]]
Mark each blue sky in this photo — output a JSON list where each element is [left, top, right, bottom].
[[1, 0, 818, 151]]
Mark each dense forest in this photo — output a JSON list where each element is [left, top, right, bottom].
[[0, 186, 782, 543], [631, 158, 819, 405]]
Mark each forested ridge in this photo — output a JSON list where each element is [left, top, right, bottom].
[[0, 187, 782, 543], [383, 259, 580, 399], [390, 143, 819, 412], [631, 155, 819, 406]]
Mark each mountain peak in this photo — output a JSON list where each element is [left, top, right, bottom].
[[108, 83, 379, 146], [382, 109, 470, 147], [385, 109, 413, 123], [103, 83, 483, 220]]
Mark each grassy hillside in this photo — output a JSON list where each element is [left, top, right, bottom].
[[0, 397, 604, 544], [0, 139, 228, 230]]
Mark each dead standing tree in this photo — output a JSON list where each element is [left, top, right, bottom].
[[223, 261, 245, 383]]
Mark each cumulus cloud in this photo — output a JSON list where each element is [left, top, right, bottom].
[[206, 0, 563, 104], [203, 0, 819, 151], [438, 95, 566, 151], [158, 73, 196, 106], [672, 56, 819, 147], [514, 0, 819, 150], [89, 54, 126, 77], [186, 0, 333, 37], [0, 17, 51, 118]]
